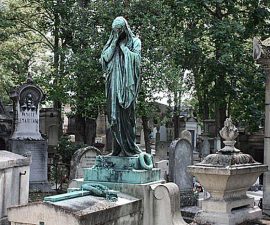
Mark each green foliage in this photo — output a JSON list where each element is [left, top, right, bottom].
[[172, 0, 269, 131], [57, 135, 86, 164], [1, 0, 268, 133]]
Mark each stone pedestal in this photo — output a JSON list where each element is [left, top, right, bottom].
[[188, 118, 268, 225], [67, 154, 187, 225], [84, 155, 160, 184], [9, 139, 50, 191]]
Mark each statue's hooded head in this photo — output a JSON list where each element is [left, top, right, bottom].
[[102, 17, 135, 53], [111, 17, 135, 41]]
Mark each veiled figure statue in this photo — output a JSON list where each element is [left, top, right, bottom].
[[100, 17, 142, 156]]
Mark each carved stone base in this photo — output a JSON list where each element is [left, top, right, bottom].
[[195, 206, 262, 225], [9, 139, 48, 184], [84, 155, 160, 184], [84, 166, 160, 184]]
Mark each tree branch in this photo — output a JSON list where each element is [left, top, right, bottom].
[[17, 21, 54, 49], [201, 2, 216, 17]]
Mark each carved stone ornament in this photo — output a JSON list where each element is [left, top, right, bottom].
[[219, 117, 240, 153], [199, 118, 256, 166], [253, 37, 270, 60]]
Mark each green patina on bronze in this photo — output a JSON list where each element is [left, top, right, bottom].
[[44, 184, 118, 202], [100, 16, 142, 156]]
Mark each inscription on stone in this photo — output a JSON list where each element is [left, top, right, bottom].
[[10, 79, 44, 140]]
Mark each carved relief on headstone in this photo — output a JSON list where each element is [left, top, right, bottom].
[[10, 78, 44, 140], [69, 146, 101, 180]]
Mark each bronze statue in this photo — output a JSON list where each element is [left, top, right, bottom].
[[100, 17, 142, 156]]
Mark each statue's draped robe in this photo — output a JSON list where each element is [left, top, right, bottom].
[[101, 30, 142, 156]]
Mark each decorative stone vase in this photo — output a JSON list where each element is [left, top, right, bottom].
[[187, 118, 268, 225]]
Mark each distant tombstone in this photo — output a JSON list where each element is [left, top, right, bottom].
[[69, 146, 101, 180], [214, 136, 221, 150], [155, 160, 169, 181], [9, 78, 50, 191], [159, 125, 167, 142], [180, 130, 192, 144], [169, 138, 196, 207], [201, 136, 210, 158], [155, 141, 170, 162], [152, 127, 157, 140]]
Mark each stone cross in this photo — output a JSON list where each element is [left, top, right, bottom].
[[253, 36, 270, 215]]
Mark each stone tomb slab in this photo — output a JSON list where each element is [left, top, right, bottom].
[[8, 193, 142, 225]]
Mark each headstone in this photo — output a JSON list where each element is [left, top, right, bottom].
[[96, 112, 106, 136], [214, 136, 221, 150], [154, 141, 170, 162], [159, 125, 167, 142], [169, 138, 196, 207], [201, 136, 210, 158], [39, 108, 59, 153], [155, 160, 169, 181], [9, 78, 50, 192], [69, 146, 101, 180], [180, 130, 192, 144]]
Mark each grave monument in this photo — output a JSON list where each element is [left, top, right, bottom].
[[7, 17, 187, 225], [169, 136, 196, 207], [188, 118, 267, 225], [9, 78, 50, 191]]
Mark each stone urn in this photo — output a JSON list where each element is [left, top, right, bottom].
[[187, 118, 267, 225]]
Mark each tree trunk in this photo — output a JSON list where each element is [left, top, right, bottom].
[[75, 114, 86, 144], [142, 115, 151, 154], [53, 0, 62, 138], [85, 118, 96, 145], [173, 106, 179, 139]]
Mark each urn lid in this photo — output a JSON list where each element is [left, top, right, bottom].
[[199, 118, 256, 167]]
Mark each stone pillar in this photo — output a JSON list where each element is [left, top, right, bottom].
[[253, 37, 270, 214]]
